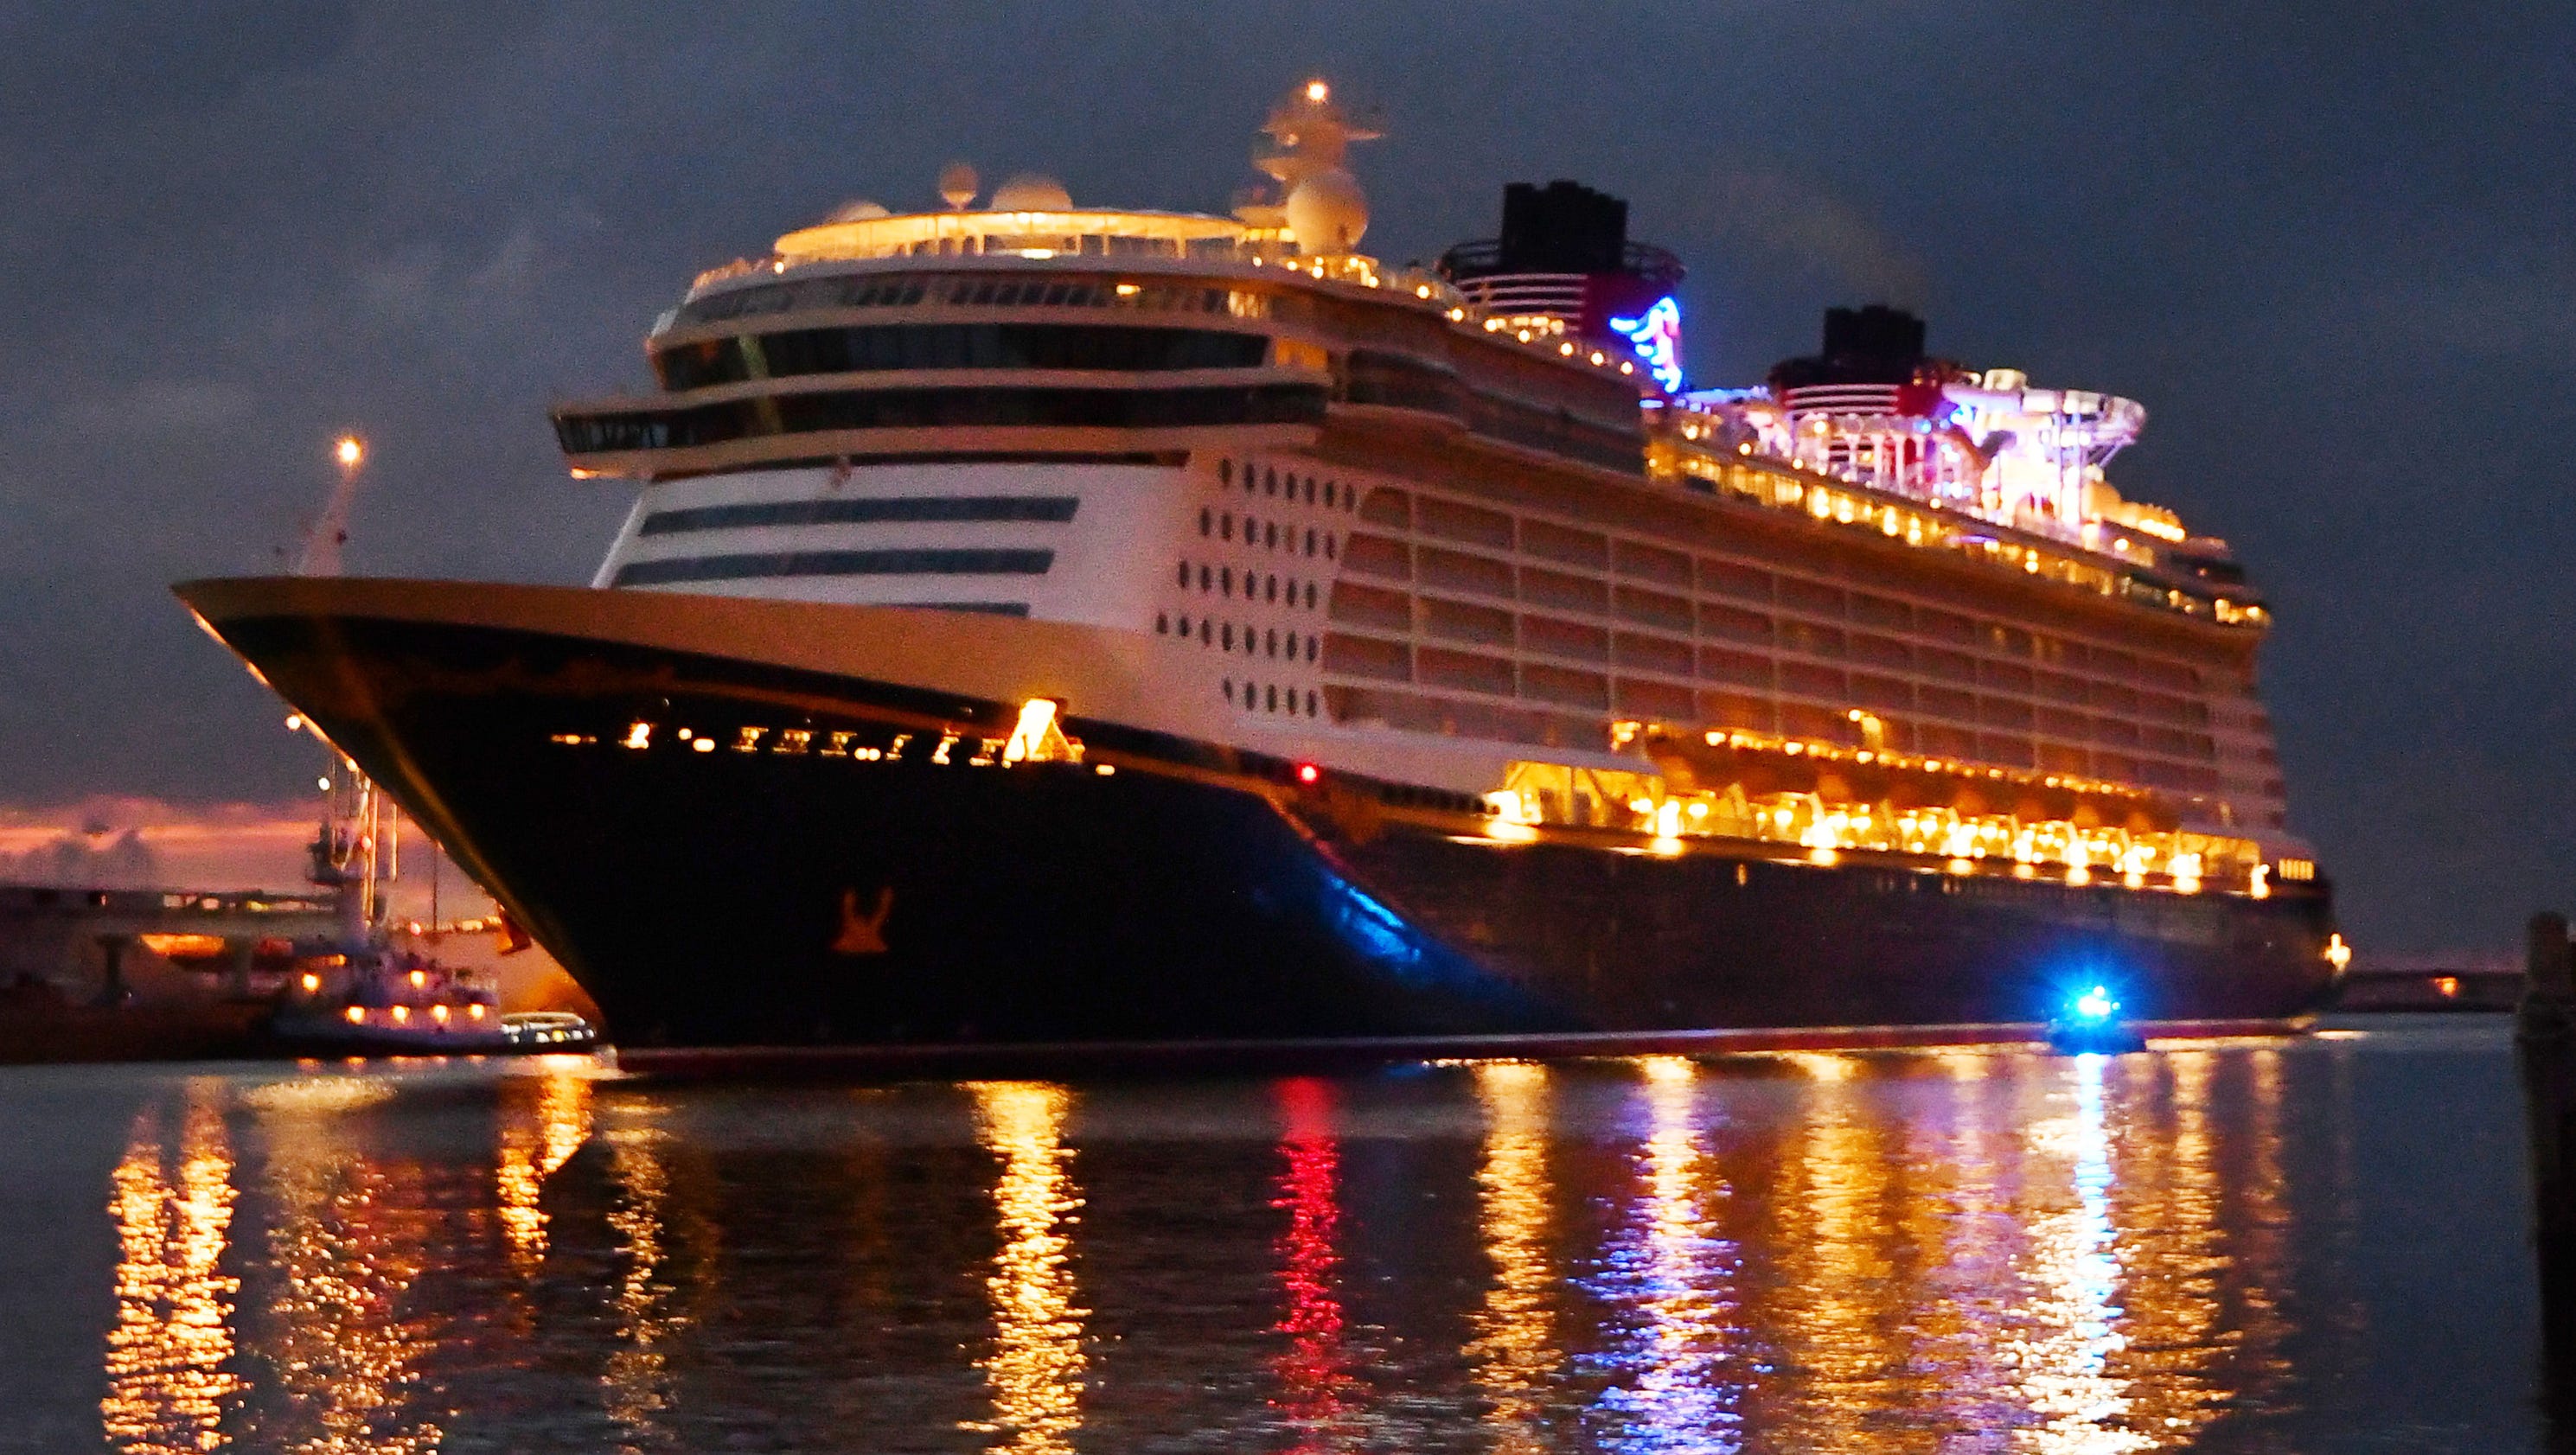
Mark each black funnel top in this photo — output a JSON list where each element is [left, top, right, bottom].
[[1770, 305, 1931, 391], [1495, 180, 1629, 274]]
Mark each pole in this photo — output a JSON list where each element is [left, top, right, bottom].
[[2515, 910, 2576, 1408]]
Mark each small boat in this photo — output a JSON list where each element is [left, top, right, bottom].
[[2045, 983, 2147, 1055]]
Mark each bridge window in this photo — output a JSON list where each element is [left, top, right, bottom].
[[654, 322, 1270, 390]]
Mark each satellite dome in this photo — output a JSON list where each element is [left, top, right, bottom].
[[937, 162, 979, 211], [989, 172, 1072, 211], [826, 199, 891, 223], [1285, 168, 1369, 253]]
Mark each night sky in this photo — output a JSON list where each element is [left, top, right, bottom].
[[3, 3, 2566, 952]]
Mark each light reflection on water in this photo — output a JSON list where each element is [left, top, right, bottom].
[[968, 1082, 1086, 1455], [64, 1027, 2540, 1452], [101, 1081, 241, 1455], [1579, 1055, 1742, 1454]]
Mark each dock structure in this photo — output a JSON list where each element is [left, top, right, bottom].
[[0, 884, 338, 1062], [2517, 911, 2576, 1397]]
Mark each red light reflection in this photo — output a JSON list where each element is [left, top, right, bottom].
[[1270, 1077, 1358, 1449]]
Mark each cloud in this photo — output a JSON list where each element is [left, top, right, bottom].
[[67, 379, 258, 435], [0, 797, 311, 891], [1686, 165, 1928, 307]]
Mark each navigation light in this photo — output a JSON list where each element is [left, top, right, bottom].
[[2071, 985, 2118, 1024]]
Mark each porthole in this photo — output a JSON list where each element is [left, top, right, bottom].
[[1176, 559, 1189, 588], [1155, 612, 1168, 634], [1222, 566, 1233, 594], [1265, 576, 1278, 603], [1304, 477, 1316, 505], [1199, 619, 1211, 644], [1266, 685, 1278, 712], [1265, 629, 1277, 656], [1306, 690, 1319, 715], [1218, 458, 1233, 487], [1323, 482, 1336, 508], [1223, 679, 1234, 703], [1263, 521, 1276, 548], [1198, 565, 1211, 591], [1264, 466, 1278, 495], [1325, 538, 1337, 560], [1304, 528, 1315, 557], [1306, 637, 1318, 662], [1199, 507, 1211, 537], [1222, 622, 1234, 650], [1179, 614, 1192, 636], [1304, 582, 1317, 609]]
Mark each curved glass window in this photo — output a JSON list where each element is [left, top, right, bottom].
[[613, 547, 1051, 587], [556, 383, 1327, 455], [673, 273, 1275, 329], [655, 322, 1270, 390]]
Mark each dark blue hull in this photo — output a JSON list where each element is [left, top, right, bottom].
[[187, 587, 2341, 1049]]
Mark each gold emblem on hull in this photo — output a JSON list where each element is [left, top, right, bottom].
[[834, 886, 894, 955]]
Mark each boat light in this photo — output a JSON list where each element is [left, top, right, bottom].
[[2070, 985, 2118, 1024], [1294, 763, 1320, 785], [343, 1005, 365, 1024], [300, 973, 321, 992]]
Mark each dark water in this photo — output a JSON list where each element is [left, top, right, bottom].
[[0, 1018, 2544, 1453]]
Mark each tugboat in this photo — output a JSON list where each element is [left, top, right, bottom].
[[263, 438, 598, 1057]]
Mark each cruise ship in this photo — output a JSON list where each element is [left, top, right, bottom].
[[179, 82, 2343, 1049]]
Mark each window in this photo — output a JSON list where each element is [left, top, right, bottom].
[[1222, 623, 1234, 649], [1218, 457, 1233, 487], [1176, 560, 1189, 588], [614, 548, 1052, 586], [1155, 612, 1168, 634], [638, 495, 1077, 535], [1222, 566, 1234, 595], [654, 323, 1273, 390], [557, 383, 1328, 454], [1199, 507, 1211, 536]]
